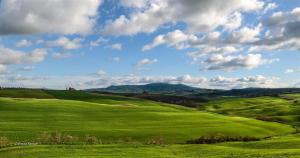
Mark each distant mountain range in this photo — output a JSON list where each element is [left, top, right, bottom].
[[86, 83, 220, 95], [86, 83, 300, 97]]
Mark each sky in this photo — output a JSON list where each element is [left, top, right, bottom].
[[0, 0, 299, 89]]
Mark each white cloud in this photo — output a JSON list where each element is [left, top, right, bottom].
[[102, 0, 264, 36], [251, 7, 300, 52], [0, 46, 47, 65], [0, 0, 102, 35], [47, 37, 83, 50], [285, 68, 300, 73], [136, 58, 157, 67], [111, 43, 123, 51], [111, 57, 121, 62], [0, 64, 7, 74], [187, 46, 239, 61], [209, 75, 281, 89], [262, 2, 278, 14], [119, 0, 149, 8], [15, 39, 32, 47], [96, 70, 106, 76], [0, 71, 283, 90], [203, 54, 278, 71], [142, 30, 197, 51], [227, 24, 262, 43], [20, 66, 35, 71], [90, 37, 108, 47], [52, 52, 72, 59]]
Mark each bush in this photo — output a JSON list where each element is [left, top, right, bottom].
[[50, 131, 62, 144], [62, 135, 79, 145], [37, 132, 51, 144], [0, 137, 10, 148], [146, 137, 166, 145], [37, 132, 101, 145], [84, 135, 99, 145], [186, 134, 259, 144]]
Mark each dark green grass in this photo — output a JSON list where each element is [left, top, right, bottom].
[[0, 97, 293, 143], [202, 96, 300, 127], [0, 89, 54, 99]]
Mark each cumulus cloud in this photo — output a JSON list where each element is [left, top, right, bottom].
[[0, 46, 47, 65], [90, 37, 108, 47], [111, 43, 123, 51], [0, 70, 282, 90], [203, 54, 278, 71], [15, 39, 32, 47], [209, 75, 281, 89], [95, 70, 107, 76], [262, 2, 278, 14], [226, 24, 262, 43], [20, 66, 35, 71], [250, 7, 300, 52], [142, 30, 197, 51], [0, 64, 7, 74], [0, 0, 102, 35], [102, 0, 264, 36], [111, 57, 121, 62], [47, 37, 83, 50], [136, 58, 158, 67], [285, 68, 300, 73], [52, 52, 72, 59], [119, 0, 149, 8], [187, 46, 240, 61]]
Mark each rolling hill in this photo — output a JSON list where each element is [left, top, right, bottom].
[[0, 88, 300, 157]]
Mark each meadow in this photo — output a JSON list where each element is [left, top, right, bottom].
[[0, 89, 300, 157], [202, 94, 300, 127]]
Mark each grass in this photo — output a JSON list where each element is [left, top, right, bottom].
[[202, 96, 300, 127], [3, 135, 300, 158], [0, 89, 54, 99], [0, 89, 299, 157], [0, 97, 292, 143]]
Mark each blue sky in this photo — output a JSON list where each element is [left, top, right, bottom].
[[0, 0, 299, 89]]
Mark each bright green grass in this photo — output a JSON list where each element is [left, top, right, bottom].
[[0, 97, 293, 143], [202, 96, 300, 126], [3, 134, 300, 158]]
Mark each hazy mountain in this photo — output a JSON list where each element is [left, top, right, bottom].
[[86, 83, 219, 95]]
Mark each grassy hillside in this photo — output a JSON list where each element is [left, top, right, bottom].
[[0, 89, 298, 157], [202, 95, 300, 127], [0, 97, 293, 143]]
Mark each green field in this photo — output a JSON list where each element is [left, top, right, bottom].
[[202, 95, 300, 127], [2, 134, 300, 158], [0, 89, 300, 157]]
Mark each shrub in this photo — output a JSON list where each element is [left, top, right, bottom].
[[37, 132, 51, 144], [50, 131, 62, 144], [186, 134, 259, 144], [62, 135, 79, 145], [84, 135, 99, 145], [146, 137, 166, 145], [37, 132, 101, 145], [0, 137, 10, 148]]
